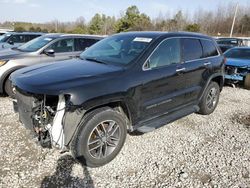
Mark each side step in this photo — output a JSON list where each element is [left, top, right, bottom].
[[136, 105, 199, 133]]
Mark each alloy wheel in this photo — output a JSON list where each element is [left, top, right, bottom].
[[87, 120, 121, 159], [206, 87, 218, 110]]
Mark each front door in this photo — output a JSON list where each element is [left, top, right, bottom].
[[137, 38, 188, 122], [40, 38, 79, 63]]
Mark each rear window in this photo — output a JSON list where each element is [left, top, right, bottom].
[[201, 39, 219, 58], [182, 38, 203, 62]]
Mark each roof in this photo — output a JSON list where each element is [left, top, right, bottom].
[[5, 32, 44, 35], [114, 31, 212, 40], [43, 33, 105, 39]]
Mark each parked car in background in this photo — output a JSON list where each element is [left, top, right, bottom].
[[0, 32, 43, 50], [216, 38, 244, 52], [11, 31, 224, 167], [224, 47, 250, 89], [0, 33, 104, 97]]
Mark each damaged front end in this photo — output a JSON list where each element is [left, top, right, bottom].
[[225, 65, 250, 83], [14, 89, 67, 149]]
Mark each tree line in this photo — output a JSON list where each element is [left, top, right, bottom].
[[0, 3, 250, 36]]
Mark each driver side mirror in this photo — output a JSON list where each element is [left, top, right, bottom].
[[44, 49, 55, 56], [8, 40, 14, 45]]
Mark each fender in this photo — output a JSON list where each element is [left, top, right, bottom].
[[64, 96, 133, 146]]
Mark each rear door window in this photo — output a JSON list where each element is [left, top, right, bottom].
[[25, 35, 40, 42], [75, 38, 99, 51], [181, 38, 203, 62], [201, 39, 219, 58]]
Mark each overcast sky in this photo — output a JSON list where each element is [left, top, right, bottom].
[[0, 0, 249, 23]]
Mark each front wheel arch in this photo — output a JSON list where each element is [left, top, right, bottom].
[[65, 101, 132, 147], [83, 101, 132, 129]]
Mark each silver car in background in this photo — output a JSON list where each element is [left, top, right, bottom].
[[0, 33, 104, 97], [0, 32, 43, 50]]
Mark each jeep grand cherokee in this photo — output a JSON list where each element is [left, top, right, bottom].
[[11, 32, 225, 167]]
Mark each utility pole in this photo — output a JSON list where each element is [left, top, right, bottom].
[[230, 3, 239, 37]]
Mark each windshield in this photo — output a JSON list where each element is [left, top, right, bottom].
[[17, 36, 56, 52], [80, 35, 154, 65], [225, 48, 250, 59], [0, 33, 12, 42]]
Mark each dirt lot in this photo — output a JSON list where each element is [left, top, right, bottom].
[[0, 86, 249, 188]]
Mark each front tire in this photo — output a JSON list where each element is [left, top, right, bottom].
[[71, 107, 127, 167], [4, 77, 15, 98], [244, 73, 250, 90], [198, 81, 220, 115]]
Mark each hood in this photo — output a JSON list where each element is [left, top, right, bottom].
[[0, 48, 26, 60], [11, 58, 124, 95], [226, 58, 250, 67]]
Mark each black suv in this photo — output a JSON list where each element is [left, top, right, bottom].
[[11, 32, 224, 167]]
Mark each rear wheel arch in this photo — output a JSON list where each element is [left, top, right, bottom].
[[211, 75, 224, 91], [199, 73, 224, 102]]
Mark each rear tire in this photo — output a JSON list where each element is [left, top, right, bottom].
[[244, 73, 250, 90], [198, 81, 220, 115], [71, 107, 127, 167], [4, 77, 15, 98]]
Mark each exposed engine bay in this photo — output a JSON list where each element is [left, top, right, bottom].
[[14, 90, 66, 149]]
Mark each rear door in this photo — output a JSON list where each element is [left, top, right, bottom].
[[180, 38, 215, 103], [138, 38, 188, 121]]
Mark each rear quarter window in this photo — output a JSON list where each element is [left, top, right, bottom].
[[181, 38, 203, 62], [201, 39, 219, 58]]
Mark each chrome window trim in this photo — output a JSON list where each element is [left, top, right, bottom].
[[142, 36, 221, 71]]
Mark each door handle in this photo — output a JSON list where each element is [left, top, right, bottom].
[[176, 68, 186, 72], [204, 62, 211, 66]]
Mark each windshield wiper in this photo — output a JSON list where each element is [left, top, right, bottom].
[[84, 58, 107, 65]]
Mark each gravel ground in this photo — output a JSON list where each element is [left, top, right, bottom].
[[0, 86, 249, 188]]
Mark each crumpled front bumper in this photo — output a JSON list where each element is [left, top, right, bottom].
[[13, 88, 67, 149], [225, 74, 244, 81], [225, 65, 249, 82]]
